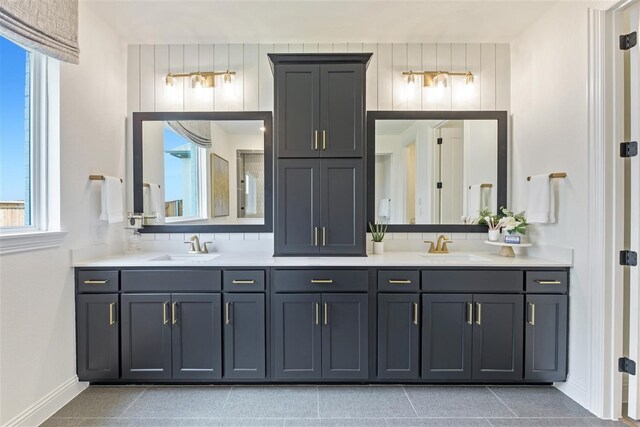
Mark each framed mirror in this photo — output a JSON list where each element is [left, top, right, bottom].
[[367, 111, 507, 232], [133, 111, 272, 233]]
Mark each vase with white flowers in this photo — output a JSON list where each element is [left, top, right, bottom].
[[477, 207, 528, 242], [369, 221, 388, 255]]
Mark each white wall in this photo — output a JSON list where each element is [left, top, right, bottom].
[[0, 4, 127, 425], [511, 1, 590, 410]]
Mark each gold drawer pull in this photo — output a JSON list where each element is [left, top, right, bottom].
[[413, 302, 418, 325], [389, 280, 412, 284], [314, 227, 318, 246], [315, 302, 320, 325], [109, 303, 116, 325], [162, 302, 169, 325], [232, 280, 255, 284], [529, 303, 536, 326], [324, 302, 328, 325], [225, 302, 231, 325], [314, 130, 318, 150], [322, 130, 326, 150], [322, 227, 326, 246], [475, 303, 482, 325], [534, 280, 562, 285], [467, 302, 473, 325], [84, 280, 109, 284], [311, 279, 333, 284], [172, 302, 177, 325]]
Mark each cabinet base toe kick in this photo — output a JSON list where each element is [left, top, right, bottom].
[[75, 267, 569, 384]]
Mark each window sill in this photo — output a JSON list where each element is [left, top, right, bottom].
[[0, 230, 68, 255]]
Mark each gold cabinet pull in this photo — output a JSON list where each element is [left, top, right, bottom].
[[311, 279, 333, 284], [163, 302, 169, 325], [529, 303, 536, 326], [314, 226, 318, 246], [467, 302, 473, 325], [322, 227, 326, 246], [172, 302, 177, 325], [534, 280, 562, 285], [315, 302, 319, 325], [225, 302, 231, 325], [475, 303, 482, 325], [314, 130, 318, 150], [84, 280, 109, 284], [413, 302, 418, 325], [389, 280, 412, 284], [109, 302, 116, 326], [322, 130, 326, 150], [232, 280, 255, 284], [324, 302, 328, 325]]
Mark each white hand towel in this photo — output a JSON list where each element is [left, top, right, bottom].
[[467, 184, 482, 219], [527, 174, 556, 224], [378, 198, 390, 218], [148, 183, 164, 223], [99, 176, 123, 224]]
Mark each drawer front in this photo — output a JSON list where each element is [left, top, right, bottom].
[[421, 270, 523, 293], [273, 269, 368, 292], [77, 270, 119, 293], [121, 269, 221, 292], [525, 271, 568, 293], [223, 270, 266, 292], [377, 270, 420, 292]]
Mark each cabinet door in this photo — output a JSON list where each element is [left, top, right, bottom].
[[121, 294, 172, 380], [525, 294, 568, 382], [77, 294, 120, 381], [378, 294, 419, 380], [319, 159, 364, 255], [321, 293, 368, 379], [472, 294, 524, 381], [276, 64, 320, 157], [224, 293, 266, 379], [422, 294, 473, 380], [319, 64, 364, 157], [171, 293, 222, 380], [272, 293, 322, 379], [276, 159, 320, 255]]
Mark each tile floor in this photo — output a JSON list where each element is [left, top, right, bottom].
[[42, 385, 624, 427]]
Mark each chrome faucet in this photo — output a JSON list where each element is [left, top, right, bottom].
[[424, 234, 453, 254], [184, 235, 213, 254]]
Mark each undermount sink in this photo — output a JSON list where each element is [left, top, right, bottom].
[[149, 254, 221, 262], [419, 253, 490, 263]]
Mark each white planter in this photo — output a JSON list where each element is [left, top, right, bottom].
[[372, 241, 384, 255], [488, 229, 501, 242]]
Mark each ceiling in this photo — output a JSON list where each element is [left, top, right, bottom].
[[82, 0, 561, 45]]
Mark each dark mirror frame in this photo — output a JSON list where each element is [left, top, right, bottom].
[[367, 110, 507, 233], [133, 111, 273, 233]]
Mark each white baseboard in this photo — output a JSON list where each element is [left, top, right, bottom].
[[557, 378, 592, 415], [4, 377, 87, 427]]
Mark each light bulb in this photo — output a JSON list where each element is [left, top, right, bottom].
[[191, 73, 205, 89], [434, 73, 448, 88], [223, 71, 233, 84], [465, 72, 474, 86], [165, 73, 175, 87], [407, 73, 416, 85]]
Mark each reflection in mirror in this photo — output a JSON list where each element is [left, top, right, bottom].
[[142, 120, 265, 225], [374, 119, 497, 225]]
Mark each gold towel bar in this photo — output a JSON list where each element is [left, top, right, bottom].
[[143, 183, 161, 188], [89, 175, 122, 183], [527, 172, 567, 181], [468, 183, 493, 190]]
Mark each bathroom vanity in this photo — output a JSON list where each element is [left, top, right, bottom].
[[74, 253, 569, 385]]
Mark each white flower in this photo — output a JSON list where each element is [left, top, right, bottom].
[[499, 216, 521, 231]]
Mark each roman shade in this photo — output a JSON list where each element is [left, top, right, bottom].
[[167, 121, 212, 148], [0, 0, 79, 64]]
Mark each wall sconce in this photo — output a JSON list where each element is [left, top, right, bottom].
[[165, 70, 236, 88], [402, 70, 474, 88]]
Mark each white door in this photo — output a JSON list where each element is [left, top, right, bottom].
[[627, 2, 640, 420]]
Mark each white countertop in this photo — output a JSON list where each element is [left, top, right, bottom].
[[72, 250, 571, 268]]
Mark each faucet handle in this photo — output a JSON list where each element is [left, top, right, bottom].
[[441, 240, 453, 252], [184, 241, 196, 252], [424, 241, 435, 253], [202, 242, 214, 254]]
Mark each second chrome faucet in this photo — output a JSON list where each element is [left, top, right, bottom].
[[184, 235, 213, 254]]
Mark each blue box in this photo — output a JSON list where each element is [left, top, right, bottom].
[[504, 235, 521, 244]]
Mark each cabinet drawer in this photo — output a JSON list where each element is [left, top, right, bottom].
[[377, 270, 419, 292], [273, 269, 368, 292], [121, 269, 221, 292], [421, 270, 523, 293], [77, 270, 119, 293], [224, 270, 266, 292], [525, 271, 568, 293]]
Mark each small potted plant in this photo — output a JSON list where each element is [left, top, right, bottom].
[[369, 221, 388, 255], [477, 207, 528, 242]]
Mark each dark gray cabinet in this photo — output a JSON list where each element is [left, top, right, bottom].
[[525, 294, 567, 382], [422, 294, 473, 380], [378, 294, 420, 380], [224, 293, 266, 379], [472, 294, 524, 381], [76, 294, 120, 381]]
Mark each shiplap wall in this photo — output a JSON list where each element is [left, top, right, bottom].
[[126, 43, 510, 114]]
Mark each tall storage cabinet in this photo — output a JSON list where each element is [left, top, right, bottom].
[[270, 54, 371, 256]]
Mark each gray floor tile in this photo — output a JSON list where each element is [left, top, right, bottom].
[[404, 386, 514, 418], [587, 419, 626, 426], [487, 419, 617, 427], [387, 418, 491, 426], [121, 386, 231, 418], [181, 419, 285, 427], [221, 386, 318, 418], [53, 387, 146, 418], [285, 419, 387, 426], [79, 418, 184, 426], [488, 387, 595, 418], [41, 417, 86, 426], [318, 386, 415, 418]]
